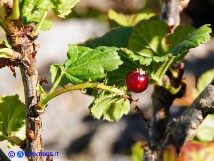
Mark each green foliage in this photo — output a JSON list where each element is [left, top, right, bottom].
[[20, 0, 79, 31], [169, 24, 211, 65], [1, 2, 212, 125], [84, 27, 133, 48], [167, 25, 195, 49], [193, 68, 214, 98], [106, 49, 139, 88], [84, 20, 211, 88], [50, 45, 123, 86], [127, 22, 211, 85], [89, 91, 130, 122], [45, 22, 211, 121], [129, 20, 169, 57], [20, 0, 54, 30], [51, 0, 80, 18], [108, 9, 157, 28], [0, 95, 25, 146], [195, 115, 214, 142]]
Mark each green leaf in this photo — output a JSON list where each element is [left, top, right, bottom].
[[128, 20, 169, 57], [51, 45, 123, 86], [114, 48, 171, 85], [169, 24, 211, 64], [167, 25, 195, 49], [84, 27, 133, 48], [51, 0, 80, 18], [21, 0, 54, 30], [195, 115, 214, 142], [193, 68, 214, 98], [131, 142, 144, 161], [108, 9, 157, 27], [127, 23, 211, 86], [0, 95, 25, 145], [89, 91, 130, 122]]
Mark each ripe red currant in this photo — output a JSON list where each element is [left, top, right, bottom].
[[125, 69, 149, 93]]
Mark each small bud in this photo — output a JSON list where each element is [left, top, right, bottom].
[[26, 129, 35, 141]]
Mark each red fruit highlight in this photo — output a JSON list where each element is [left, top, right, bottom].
[[125, 69, 149, 93]]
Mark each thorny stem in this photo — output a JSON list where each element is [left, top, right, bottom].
[[8, 0, 20, 20], [4, 2, 43, 160], [38, 82, 126, 109], [161, 82, 214, 152], [32, 11, 47, 36], [145, 82, 214, 161]]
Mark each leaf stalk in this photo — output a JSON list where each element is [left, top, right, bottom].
[[32, 11, 48, 36], [8, 0, 20, 20], [37, 82, 126, 110]]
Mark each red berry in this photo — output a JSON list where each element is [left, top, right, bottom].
[[125, 69, 149, 93]]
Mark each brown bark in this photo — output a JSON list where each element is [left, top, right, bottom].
[[4, 9, 43, 161], [144, 82, 214, 160], [160, 82, 214, 152]]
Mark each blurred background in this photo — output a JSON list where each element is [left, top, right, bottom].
[[0, 0, 214, 160]]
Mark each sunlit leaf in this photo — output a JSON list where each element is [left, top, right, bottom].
[[51, 0, 80, 18], [50, 45, 123, 86], [169, 24, 211, 64], [21, 0, 54, 30]]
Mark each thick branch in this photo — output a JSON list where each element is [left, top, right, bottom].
[[160, 82, 214, 152], [149, 63, 185, 148], [144, 82, 214, 160], [150, 86, 175, 148]]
